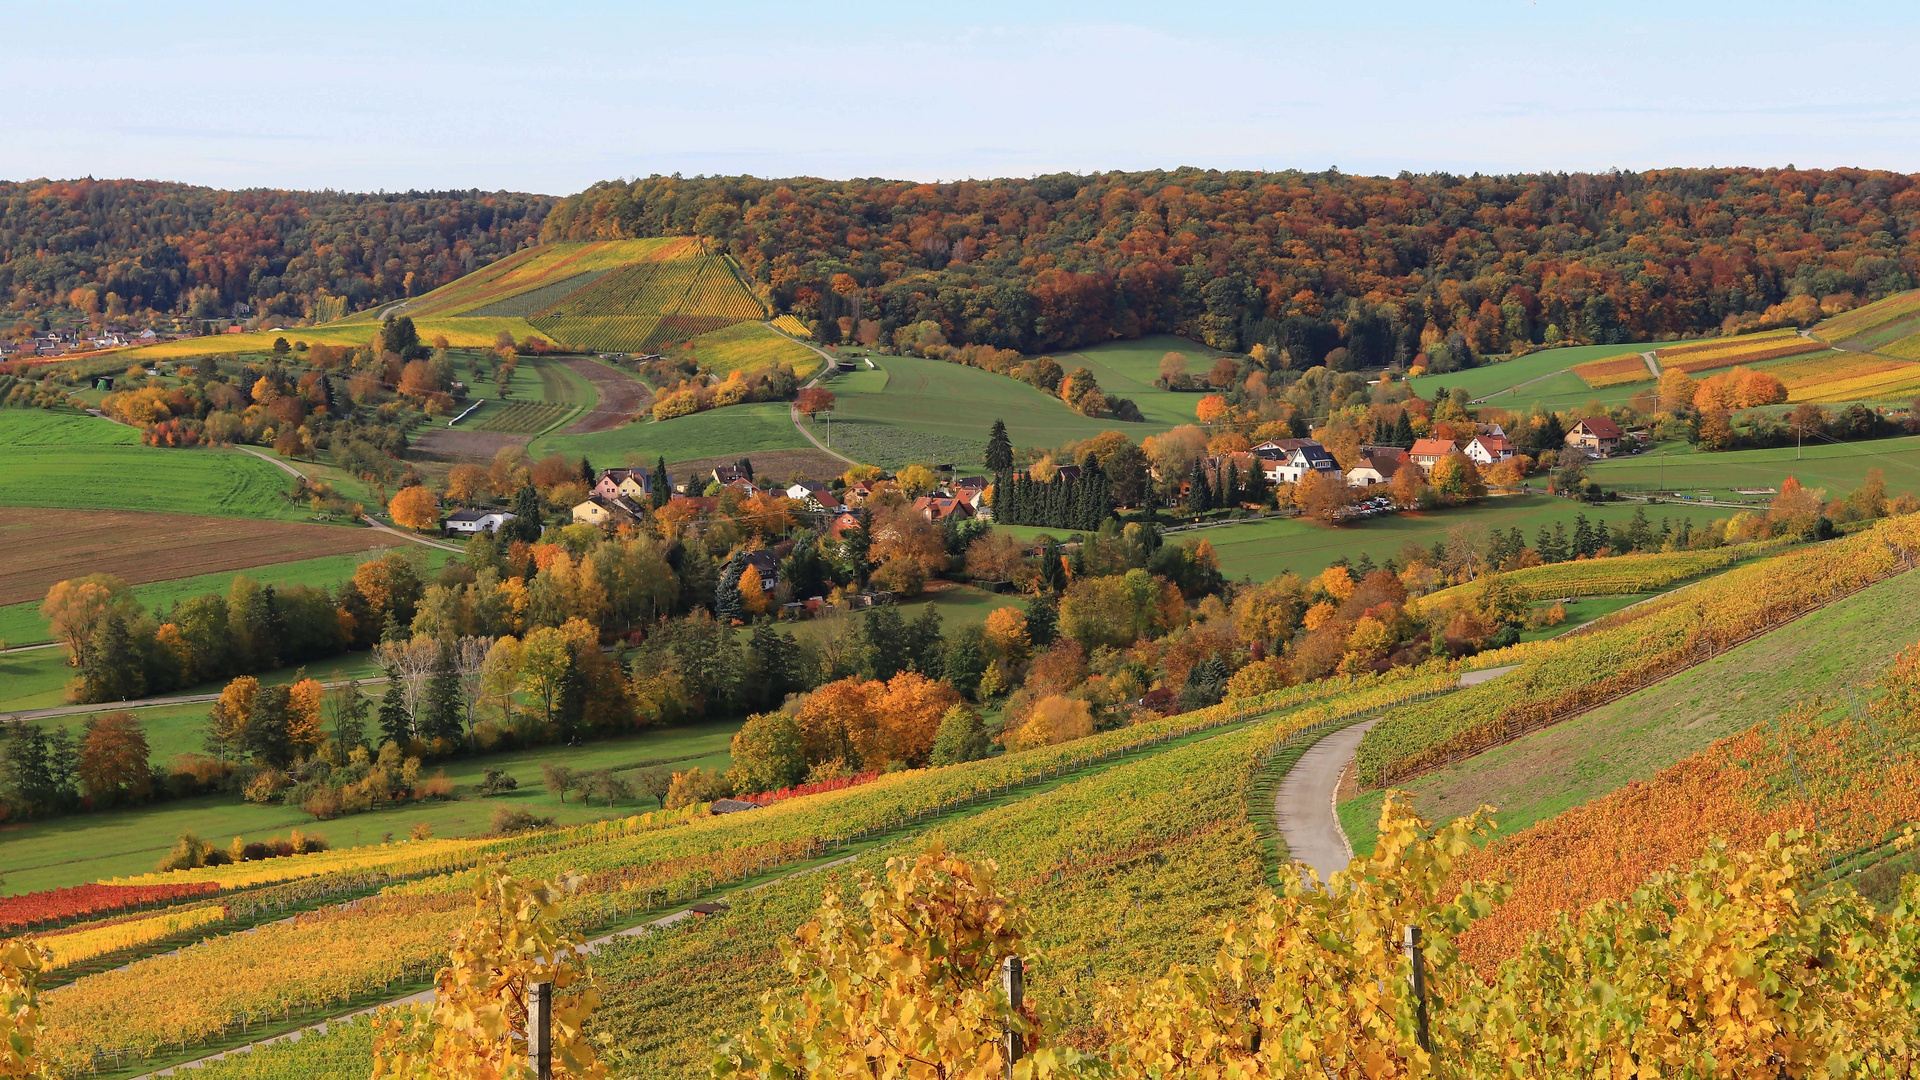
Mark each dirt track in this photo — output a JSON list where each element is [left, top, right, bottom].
[[561, 358, 652, 434]]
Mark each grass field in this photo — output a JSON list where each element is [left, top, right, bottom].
[[823, 354, 1161, 469], [0, 546, 444, 646], [534, 401, 810, 465], [0, 411, 308, 522], [1590, 435, 1920, 499], [788, 583, 1022, 647], [1406, 343, 1647, 403], [1166, 495, 1740, 581], [1055, 334, 1231, 427], [1339, 565, 1920, 855], [0, 717, 742, 896], [0, 645, 389, 715], [676, 321, 823, 378]]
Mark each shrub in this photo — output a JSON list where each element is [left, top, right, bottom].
[[663, 766, 732, 810], [415, 771, 455, 800], [488, 806, 554, 836], [476, 768, 518, 796]]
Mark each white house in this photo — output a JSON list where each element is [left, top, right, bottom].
[[445, 509, 517, 535], [785, 481, 845, 513], [1259, 440, 1341, 484], [1346, 448, 1410, 487], [1464, 434, 1516, 465]]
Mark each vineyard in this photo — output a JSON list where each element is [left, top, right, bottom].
[[15, 668, 1466, 1076], [1451, 640, 1920, 968], [1356, 515, 1920, 786], [675, 320, 822, 378], [1810, 287, 1920, 348], [1655, 328, 1825, 373], [1414, 541, 1777, 608], [1570, 354, 1651, 388], [529, 253, 767, 353], [1769, 353, 1920, 403], [375, 238, 697, 320], [466, 400, 574, 433], [770, 313, 811, 338]]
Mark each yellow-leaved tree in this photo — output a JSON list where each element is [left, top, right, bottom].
[[372, 869, 604, 1080], [712, 844, 1091, 1080], [1, 937, 52, 1079]]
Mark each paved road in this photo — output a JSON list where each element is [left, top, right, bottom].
[[1459, 664, 1519, 687], [235, 446, 463, 554], [133, 855, 859, 1079], [1275, 719, 1379, 885], [1, 674, 390, 724], [1640, 350, 1661, 378]]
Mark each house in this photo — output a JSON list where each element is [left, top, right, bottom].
[[712, 464, 751, 487], [593, 468, 656, 502], [445, 509, 517, 536], [1566, 417, 1624, 457], [743, 549, 779, 591], [1260, 441, 1340, 484], [912, 495, 975, 523], [1409, 438, 1460, 474], [571, 495, 645, 528], [843, 480, 880, 507], [825, 511, 864, 540], [1463, 434, 1515, 465], [138, 329, 157, 341], [785, 481, 842, 513], [722, 477, 758, 497], [1346, 449, 1409, 488]]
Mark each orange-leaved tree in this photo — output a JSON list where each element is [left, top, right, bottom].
[[391, 485, 442, 531], [372, 868, 604, 1080]]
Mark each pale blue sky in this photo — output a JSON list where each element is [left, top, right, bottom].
[[11, 0, 1920, 194]]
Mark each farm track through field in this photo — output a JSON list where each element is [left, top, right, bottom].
[[557, 358, 651, 434], [783, 333, 861, 466]]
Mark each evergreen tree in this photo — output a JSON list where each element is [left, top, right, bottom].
[[860, 605, 909, 680], [1037, 539, 1067, 593], [422, 643, 464, 743], [1245, 460, 1272, 508], [904, 603, 945, 676], [78, 613, 145, 703], [1390, 412, 1416, 448], [1593, 521, 1613, 557], [1222, 461, 1242, 509], [1, 724, 60, 814], [985, 420, 1013, 475], [503, 485, 544, 544], [1354, 552, 1377, 578], [1572, 513, 1595, 558], [1024, 594, 1059, 647], [378, 673, 412, 746], [941, 624, 987, 700], [1185, 460, 1212, 514], [651, 455, 673, 508], [556, 645, 586, 736], [746, 622, 802, 710], [715, 551, 748, 623], [330, 680, 371, 751]]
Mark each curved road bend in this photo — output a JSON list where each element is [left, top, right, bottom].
[[1275, 719, 1379, 885], [1275, 665, 1521, 884], [776, 327, 860, 467]]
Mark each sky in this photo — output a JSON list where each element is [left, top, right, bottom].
[[10, 0, 1920, 196]]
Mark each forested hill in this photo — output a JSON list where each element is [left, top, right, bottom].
[[542, 168, 1920, 365], [0, 179, 553, 323]]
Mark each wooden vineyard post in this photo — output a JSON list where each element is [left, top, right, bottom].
[[528, 980, 553, 1079], [1403, 926, 1430, 1054], [1001, 955, 1024, 1078]]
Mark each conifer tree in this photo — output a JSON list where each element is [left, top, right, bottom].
[[985, 419, 1013, 475], [651, 455, 672, 508], [1185, 460, 1212, 514], [378, 674, 412, 746], [422, 643, 464, 743], [715, 552, 748, 623]]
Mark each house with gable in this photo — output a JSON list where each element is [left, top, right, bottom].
[[1409, 437, 1460, 474], [1463, 433, 1515, 465], [1566, 417, 1624, 457], [1346, 446, 1410, 488], [1255, 440, 1340, 484], [593, 468, 657, 503]]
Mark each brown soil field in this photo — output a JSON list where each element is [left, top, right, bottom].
[[561, 358, 652, 434], [0, 509, 393, 605], [409, 428, 532, 463]]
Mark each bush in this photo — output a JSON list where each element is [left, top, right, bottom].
[[155, 831, 215, 872], [476, 768, 519, 796], [663, 766, 733, 810], [489, 806, 555, 835], [416, 771, 455, 800]]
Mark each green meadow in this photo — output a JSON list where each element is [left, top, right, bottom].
[[0, 717, 742, 895], [1407, 342, 1647, 403], [1055, 334, 1230, 427], [1590, 436, 1920, 499], [534, 401, 810, 465], [0, 411, 306, 521]]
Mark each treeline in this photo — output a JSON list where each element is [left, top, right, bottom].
[[541, 168, 1920, 360], [0, 180, 551, 323]]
